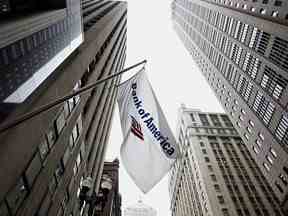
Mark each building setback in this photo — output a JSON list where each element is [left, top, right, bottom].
[[124, 200, 157, 216], [171, 0, 288, 211], [0, 1, 127, 216], [169, 106, 285, 216]]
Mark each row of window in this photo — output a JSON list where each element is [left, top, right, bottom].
[[221, 143, 273, 215], [83, 2, 120, 32], [194, 113, 233, 127], [173, 8, 277, 127], [174, 0, 288, 101], [0, 19, 69, 66], [176, 0, 288, 70], [193, 127, 237, 135], [0, 85, 81, 215], [37, 116, 84, 216], [174, 3, 288, 156]]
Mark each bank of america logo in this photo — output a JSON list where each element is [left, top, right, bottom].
[[131, 115, 144, 140]]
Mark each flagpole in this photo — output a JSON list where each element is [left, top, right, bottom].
[[0, 59, 147, 133]]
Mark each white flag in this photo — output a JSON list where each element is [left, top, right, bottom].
[[117, 68, 180, 193]]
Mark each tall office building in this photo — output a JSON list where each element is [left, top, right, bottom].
[[169, 106, 285, 216], [0, 1, 127, 215], [171, 0, 288, 210], [0, 0, 83, 108]]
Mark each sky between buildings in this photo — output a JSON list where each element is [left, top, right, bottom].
[[106, 0, 224, 215]]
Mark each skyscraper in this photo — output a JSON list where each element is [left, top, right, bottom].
[[0, 0, 83, 107], [172, 0, 288, 210], [0, 1, 127, 215], [169, 106, 285, 216]]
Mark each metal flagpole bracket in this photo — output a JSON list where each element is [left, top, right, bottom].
[[0, 59, 147, 133]]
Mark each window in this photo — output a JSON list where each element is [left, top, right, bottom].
[[63, 102, 70, 119], [72, 125, 79, 143], [200, 142, 205, 147], [248, 120, 254, 127], [205, 157, 210, 162], [270, 148, 277, 158], [73, 81, 81, 104], [69, 134, 74, 151], [275, 114, 288, 143], [246, 127, 252, 134], [62, 147, 70, 167], [49, 175, 57, 195], [76, 153, 82, 167], [253, 91, 275, 125], [214, 184, 221, 192], [221, 115, 233, 127], [210, 114, 222, 126], [6, 178, 28, 214], [275, 182, 284, 193], [259, 133, 264, 141], [279, 174, 288, 186], [255, 139, 262, 147], [55, 109, 66, 134], [199, 114, 210, 126], [202, 149, 207, 154], [236, 121, 241, 128], [253, 146, 259, 154], [261, 66, 287, 100], [73, 163, 78, 176], [217, 195, 225, 204], [222, 208, 230, 216], [211, 174, 217, 181], [274, 0, 282, 6], [55, 162, 65, 183], [68, 97, 75, 111], [46, 124, 57, 148], [266, 155, 273, 165], [244, 133, 249, 140], [77, 114, 83, 133], [190, 114, 195, 121], [57, 207, 64, 216], [239, 116, 244, 121], [263, 162, 270, 171], [208, 165, 213, 172], [25, 153, 42, 186], [38, 138, 49, 161]]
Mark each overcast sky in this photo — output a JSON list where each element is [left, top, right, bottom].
[[106, 1, 224, 215]]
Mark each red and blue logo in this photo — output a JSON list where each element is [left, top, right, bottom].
[[130, 115, 144, 141]]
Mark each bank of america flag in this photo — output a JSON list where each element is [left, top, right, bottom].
[[117, 68, 180, 193]]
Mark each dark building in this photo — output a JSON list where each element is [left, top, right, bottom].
[[94, 159, 121, 216], [169, 106, 285, 216], [0, 0, 82, 107], [0, 0, 127, 215], [172, 0, 288, 211]]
